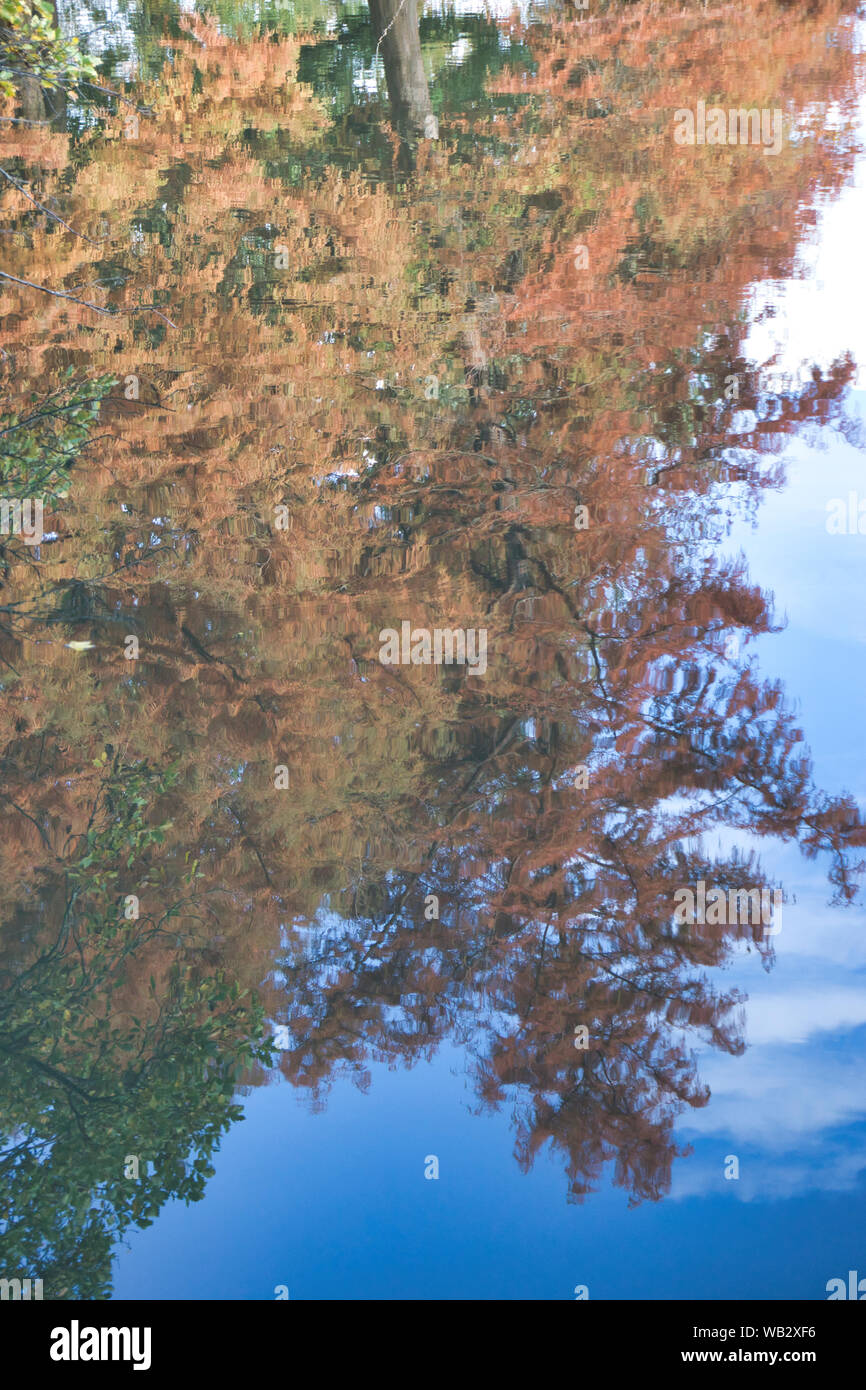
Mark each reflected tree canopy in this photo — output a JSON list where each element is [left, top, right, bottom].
[[1, 0, 864, 1293]]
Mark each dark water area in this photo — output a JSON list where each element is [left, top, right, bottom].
[[1, 0, 866, 1302]]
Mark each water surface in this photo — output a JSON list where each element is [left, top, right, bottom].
[[1, 0, 865, 1300]]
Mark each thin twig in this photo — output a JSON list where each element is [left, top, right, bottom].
[[0, 166, 102, 245], [78, 78, 151, 113], [136, 303, 178, 328], [0, 270, 177, 326], [0, 269, 117, 313]]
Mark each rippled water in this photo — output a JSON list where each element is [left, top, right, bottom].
[[1, 0, 865, 1300]]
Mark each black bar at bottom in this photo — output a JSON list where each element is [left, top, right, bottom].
[[6, 1298, 862, 1376]]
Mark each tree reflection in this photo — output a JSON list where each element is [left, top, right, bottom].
[[0, 0, 864, 1288], [369, 0, 438, 141]]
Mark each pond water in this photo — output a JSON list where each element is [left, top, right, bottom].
[[1, 0, 865, 1300]]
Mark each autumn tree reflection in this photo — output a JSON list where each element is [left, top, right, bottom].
[[0, 0, 864, 1285]]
